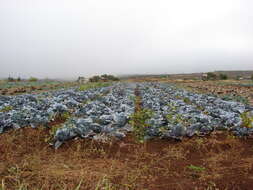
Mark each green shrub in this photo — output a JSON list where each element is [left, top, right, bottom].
[[219, 73, 228, 80], [89, 75, 101, 82], [44, 124, 63, 143], [183, 97, 191, 104], [58, 111, 71, 121], [89, 74, 119, 82], [29, 77, 38, 82], [7, 76, 15, 82], [236, 75, 242, 80], [0, 106, 13, 112], [207, 72, 217, 80], [107, 75, 119, 81], [241, 112, 253, 128]]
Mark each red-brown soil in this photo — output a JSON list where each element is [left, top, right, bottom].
[[1, 128, 253, 190]]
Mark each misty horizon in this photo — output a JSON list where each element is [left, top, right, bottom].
[[0, 0, 252, 79]]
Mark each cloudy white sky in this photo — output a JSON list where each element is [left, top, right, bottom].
[[0, 0, 252, 79]]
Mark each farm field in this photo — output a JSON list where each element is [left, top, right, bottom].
[[171, 80, 253, 106], [0, 80, 79, 95], [0, 81, 253, 190]]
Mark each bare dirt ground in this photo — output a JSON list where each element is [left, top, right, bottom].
[[1, 127, 253, 190]]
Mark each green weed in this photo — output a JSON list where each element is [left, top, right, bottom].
[[78, 82, 111, 91], [241, 112, 253, 128], [0, 105, 13, 112], [187, 165, 206, 172], [130, 108, 153, 143]]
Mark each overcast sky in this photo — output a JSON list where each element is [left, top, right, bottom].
[[0, 0, 252, 79]]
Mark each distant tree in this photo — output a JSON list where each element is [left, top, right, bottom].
[[89, 74, 119, 82], [17, 77, 21, 81], [251, 74, 253, 81], [107, 75, 119, 81], [236, 75, 241, 80], [219, 73, 228, 80], [207, 72, 217, 80], [101, 74, 108, 78], [7, 76, 15, 82], [29, 77, 38, 82], [89, 75, 101, 82]]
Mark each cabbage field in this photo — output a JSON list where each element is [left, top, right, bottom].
[[1, 82, 252, 148]]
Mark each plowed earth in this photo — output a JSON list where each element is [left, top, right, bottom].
[[1, 127, 253, 190]]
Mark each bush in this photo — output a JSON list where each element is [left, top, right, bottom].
[[29, 77, 38, 82], [103, 74, 119, 81], [241, 112, 253, 128], [89, 75, 101, 82], [219, 73, 228, 80], [89, 74, 120, 82], [206, 72, 217, 80], [236, 75, 242, 80], [7, 76, 15, 82]]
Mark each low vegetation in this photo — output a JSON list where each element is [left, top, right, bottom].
[[28, 77, 38, 82], [130, 107, 153, 142], [78, 82, 111, 91], [241, 112, 253, 128], [219, 73, 228, 80], [89, 74, 119, 82], [0, 105, 13, 112], [186, 164, 206, 172], [203, 72, 228, 80], [206, 72, 217, 80]]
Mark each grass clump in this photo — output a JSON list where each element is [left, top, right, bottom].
[[44, 124, 63, 143], [0, 105, 13, 112], [187, 165, 206, 172], [58, 111, 71, 121], [241, 112, 253, 128], [183, 97, 191, 104]]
